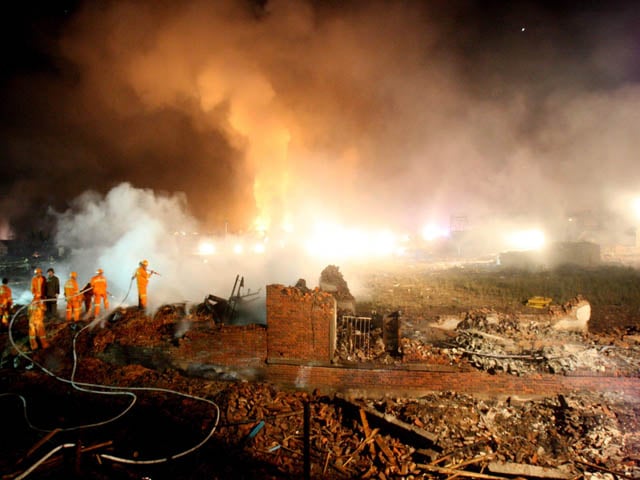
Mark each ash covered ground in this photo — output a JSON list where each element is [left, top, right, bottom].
[[1, 257, 640, 479]]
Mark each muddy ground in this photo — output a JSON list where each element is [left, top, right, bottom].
[[1, 263, 640, 479]]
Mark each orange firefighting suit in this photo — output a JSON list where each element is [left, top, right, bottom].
[[64, 277, 82, 322], [28, 301, 49, 350], [134, 265, 149, 309], [0, 283, 12, 327], [90, 272, 109, 316], [31, 274, 45, 300]]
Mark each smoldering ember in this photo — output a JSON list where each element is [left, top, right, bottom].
[[1, 246, 640, 480]]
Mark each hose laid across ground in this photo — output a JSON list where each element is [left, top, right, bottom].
[[3, 294, 221, 475]]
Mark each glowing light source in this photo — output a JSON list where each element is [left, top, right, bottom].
[[421, 224, 449, 241], [252, 243, 266, 254], [506, 229, 545, 251], [303, 221, 400, 260], [633, 197, 640, 220], [197, 240, 216, 255]]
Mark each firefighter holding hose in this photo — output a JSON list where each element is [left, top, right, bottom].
[[133, 259, 157, 310], [64, 271, 82, 322], [90, 268, 109, 317]]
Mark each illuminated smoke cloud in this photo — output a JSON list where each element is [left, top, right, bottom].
[[1, 1, 640, 255], [52, 182, 330, 314]]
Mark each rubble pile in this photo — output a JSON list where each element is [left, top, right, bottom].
[[197, 383, 640, 479], [1, 261, 639, 478], [360, 391, 640, 479], [3, 363, 638, 479], [450, 311, 640, 375], [334, 323, 394, 364], [320, 265, 356, 313], [450, 311, 581, 375], [399, 338, 455, 366], [214, 382, 420, 478], [394, 310, 639, 376]]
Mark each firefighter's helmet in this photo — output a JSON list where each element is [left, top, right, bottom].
[[96, 268, 103, 274], [141, 259, 149, 266], [70, 271, 77, 278], [34, 268, 42, 275]]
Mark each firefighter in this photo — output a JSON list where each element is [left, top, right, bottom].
[[0, 278, 12, 327], [31, 268, 45, 300], [134, 259, 151, 310], [90, 268, 109, 316], [28, 300, 49, 350], [64, 271, 82, 322]]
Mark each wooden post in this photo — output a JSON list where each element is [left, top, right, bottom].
[[303, 400, 311, 480]]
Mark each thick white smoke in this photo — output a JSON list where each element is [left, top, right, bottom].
[[52, 182, 332, 316]]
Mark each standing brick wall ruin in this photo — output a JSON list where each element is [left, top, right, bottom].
[[266, 284, 336, 365]]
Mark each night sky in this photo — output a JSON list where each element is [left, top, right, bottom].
[[1, 0, 639, 240]]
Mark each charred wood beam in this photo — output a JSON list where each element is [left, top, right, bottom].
[[335, 394, 438, 447], [575, 459, 636, 480]]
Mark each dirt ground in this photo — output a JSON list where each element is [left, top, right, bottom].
[[1, 263, 640, 479]]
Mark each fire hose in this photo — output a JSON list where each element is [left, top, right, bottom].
[[4, 293, 221, 477]]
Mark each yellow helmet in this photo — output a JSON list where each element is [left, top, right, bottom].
[[141, 259, 149, 266], [96, 268, 103, 274], [70, 271, 77, 278], [34, 268, 42, 275]]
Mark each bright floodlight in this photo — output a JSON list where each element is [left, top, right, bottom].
[[507, 229, 545, 251], [252, 243, 266, 254], [304, 221, 399, 259], [421, 223, 449, 241], [197, 240, 216, 256]]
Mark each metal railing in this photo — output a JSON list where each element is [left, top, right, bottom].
[[339, 315, 372, 357]]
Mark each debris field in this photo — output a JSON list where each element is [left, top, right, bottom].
[[1, 264, 639, 479]]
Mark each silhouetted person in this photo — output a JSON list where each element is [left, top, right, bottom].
[[45, 268, 60, 319], [82, 282, 93, 314]]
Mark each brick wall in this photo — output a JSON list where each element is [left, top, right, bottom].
[[266, 284, 336, 365], [265, 364, 640, 399], [173, 323, 267, 367]]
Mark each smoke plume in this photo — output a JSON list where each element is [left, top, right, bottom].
[[52, 182, 332, 314], [1, 0, 640, 247]]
